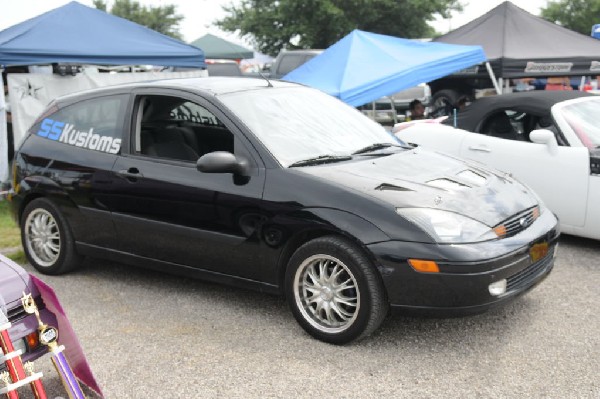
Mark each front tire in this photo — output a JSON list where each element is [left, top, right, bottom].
[[21, 198, 82, 275], [285, 236, 387, 344]]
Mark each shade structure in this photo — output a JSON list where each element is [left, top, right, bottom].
[[283, 29, 486, 107], [434, 1, 600, 78], [0, 1, 204, 68], [190, 34, 253, 60]]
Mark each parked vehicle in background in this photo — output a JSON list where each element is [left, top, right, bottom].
[[9, 77, 559, 344], [268, 49, 324, 79], [206, 59, 243, 77], [395, 91, 600, 241]]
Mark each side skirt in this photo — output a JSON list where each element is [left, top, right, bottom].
[[75, 242, 281, 295]]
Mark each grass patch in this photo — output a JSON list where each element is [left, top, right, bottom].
[[6, 249, 26, 264], [0, 200, 21, 249]]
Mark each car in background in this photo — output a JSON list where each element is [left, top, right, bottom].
[[167, 60, 243, 77], [268, 49, 324, 80], [395, 90, 600, 240], [9, 77, 558, 344], [0, 253, 56, 367], [271, 49, 431, 124], [205, 59, 243, 77]]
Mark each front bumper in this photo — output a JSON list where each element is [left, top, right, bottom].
[[368, 210, 559, 314]]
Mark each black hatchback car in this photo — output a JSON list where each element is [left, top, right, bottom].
[[8, 77, 559, 344]]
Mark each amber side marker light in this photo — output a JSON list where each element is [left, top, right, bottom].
[[26, 331, 40, 351], [408, 259, 440, 273], [493, 225, 507, 238]]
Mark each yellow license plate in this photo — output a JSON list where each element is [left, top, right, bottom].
[[530, 242, 549, 262]]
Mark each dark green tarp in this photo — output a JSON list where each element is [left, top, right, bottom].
[[190, 34, 253, 60]]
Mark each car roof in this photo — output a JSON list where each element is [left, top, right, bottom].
[[450, 91, 595, 131], [56, 76, 298, 103]]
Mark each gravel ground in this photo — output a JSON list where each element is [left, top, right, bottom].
[[16, 234, 600, 399]]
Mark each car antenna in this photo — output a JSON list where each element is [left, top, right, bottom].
[[257, 70, 274, 87]]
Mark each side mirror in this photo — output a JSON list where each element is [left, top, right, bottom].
[[196, 152, 250, 176], [529, 129, 556, 145], [529, 129, 558, 155]]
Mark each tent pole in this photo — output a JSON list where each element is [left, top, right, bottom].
[[580, 76, 586, 91], [485, 62, 502, 95]]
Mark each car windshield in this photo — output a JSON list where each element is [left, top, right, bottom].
[[558, 97, 600, 148], [219, 86, 401, 166]]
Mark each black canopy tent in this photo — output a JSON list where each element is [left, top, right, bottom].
[[434, 1, 600, 84]]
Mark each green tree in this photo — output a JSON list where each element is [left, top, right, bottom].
[[216, 0, 462, 56], [541, 0, 600, 35], [93, 0, 183, 39]]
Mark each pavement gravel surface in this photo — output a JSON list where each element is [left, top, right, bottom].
[[18, 234, 600, 399]]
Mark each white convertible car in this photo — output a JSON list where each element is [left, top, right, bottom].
[[395, 91, 600, 240]]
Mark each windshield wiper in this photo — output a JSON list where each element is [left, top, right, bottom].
[[352, 143, 406, 155], [288, 155, 353, 167]]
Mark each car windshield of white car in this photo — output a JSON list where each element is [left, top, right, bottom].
[[559, 98, 600, 148], [219, 87, 403, 167]]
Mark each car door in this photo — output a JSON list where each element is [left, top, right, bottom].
[[23, 93, 129, 248], [459, 110, 589, 227], [108, 89, 267, 281]]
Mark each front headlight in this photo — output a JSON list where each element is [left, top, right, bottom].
[[396, 208, 498, 243]]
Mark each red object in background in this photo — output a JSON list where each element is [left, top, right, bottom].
[[0, 328, 47, 399]]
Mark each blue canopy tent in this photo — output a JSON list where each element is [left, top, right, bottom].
[[284, 30, 486, 107], [0, 1, 204, 68]]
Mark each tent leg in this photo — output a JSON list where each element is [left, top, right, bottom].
[[485, 62, 502, 95], [580, 76, 586, 91]]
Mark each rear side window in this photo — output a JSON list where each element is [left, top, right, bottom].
[[32, 94, 128, 154]]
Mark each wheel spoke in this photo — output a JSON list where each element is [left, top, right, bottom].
[[331, 302, 353, 321], [318, 260, 328, 283], [47, 241, 60, 253], [328, 264, 343, 283], [323, 303, 336, 325], [306, 265, 321, 288], [335, 278, 355, 293], [334, 295, 357, 308]]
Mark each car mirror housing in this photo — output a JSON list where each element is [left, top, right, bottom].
[[529, 129, 559, 154], [529, 129, 556, 145], [196, 151, 250, 176]]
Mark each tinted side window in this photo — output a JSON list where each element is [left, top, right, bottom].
[[480, 110, 528, 142], [134, 95, 234, 162], [32, 94, 128, 154]]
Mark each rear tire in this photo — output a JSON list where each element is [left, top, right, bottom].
[[431, 89, 461, 116], [21, 198, 82, 275], [285, 236, 388, 344]]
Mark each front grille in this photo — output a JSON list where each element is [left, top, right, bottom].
[[7, 304, 27, 323], [5, 297, 44, 324], [506, 251, 553, 292], [494, 206, 540, 238]]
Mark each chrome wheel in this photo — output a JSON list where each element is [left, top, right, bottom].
[[24, 208, 61, 268], [293, 254, 360, 334]]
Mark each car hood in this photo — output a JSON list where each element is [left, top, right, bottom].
[[299, 147, 537, 227], [0, 255, 30, 311]]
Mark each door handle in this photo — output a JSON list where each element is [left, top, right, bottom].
[[468, 145, 491, 153], [117, 168, 143, 181]]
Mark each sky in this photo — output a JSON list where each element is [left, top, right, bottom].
[[0, 0, 550, 47]]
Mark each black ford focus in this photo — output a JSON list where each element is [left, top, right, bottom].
[[8, 78, 559, 344]]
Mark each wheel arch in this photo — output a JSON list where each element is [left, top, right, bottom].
[[275, 208, 390, 295]]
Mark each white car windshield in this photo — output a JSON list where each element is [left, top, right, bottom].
[[558, 97, 600, 148], [219, 86, 401, 166]]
